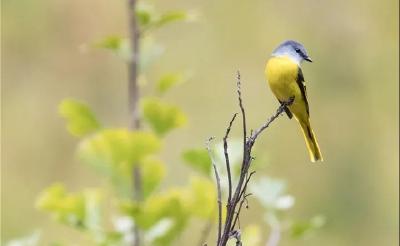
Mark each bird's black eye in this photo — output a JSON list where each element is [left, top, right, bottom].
[[295, 48, 301, 53]]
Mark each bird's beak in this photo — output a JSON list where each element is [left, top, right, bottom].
[[305, 57, 313, 62]]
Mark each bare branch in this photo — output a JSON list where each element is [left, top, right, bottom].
[[206, 137, 222, 245], [223, 113, 237, 204], [216, 72, 291, 246]]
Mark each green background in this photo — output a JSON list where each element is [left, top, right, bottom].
[[2, 0, 399, 245]]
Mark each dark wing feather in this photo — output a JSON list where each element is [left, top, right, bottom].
[[296, 67, 309, 115]]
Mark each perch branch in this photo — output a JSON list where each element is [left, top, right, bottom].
[[207, 137, 222, 245], [217, 72, 293, 246]]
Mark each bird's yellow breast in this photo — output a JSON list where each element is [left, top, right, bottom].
[[265, 56, 299, 102]]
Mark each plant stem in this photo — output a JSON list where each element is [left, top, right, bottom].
[[127, 0, 141, 245]]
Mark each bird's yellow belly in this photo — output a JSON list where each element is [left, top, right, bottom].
[[265, 56, 306, 117], [265, 57, 299, 102]]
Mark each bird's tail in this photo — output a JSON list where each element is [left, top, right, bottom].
[[299, 119, 323, 162]]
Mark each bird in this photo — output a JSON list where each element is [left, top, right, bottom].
[[265, 40, 323, 162]]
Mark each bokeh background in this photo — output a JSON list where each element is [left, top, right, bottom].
[[2, 0, 399, 245]]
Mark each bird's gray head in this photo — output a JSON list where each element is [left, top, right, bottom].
[[271, 40, 312, 65]]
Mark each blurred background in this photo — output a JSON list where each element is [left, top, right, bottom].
[[2, 0, 399, 245]]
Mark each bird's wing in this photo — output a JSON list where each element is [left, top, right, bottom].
[[296, 67, 310, 115]]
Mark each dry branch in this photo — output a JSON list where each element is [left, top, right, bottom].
[[214, 72, 293, 246]]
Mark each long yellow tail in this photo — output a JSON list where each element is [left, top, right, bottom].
[[298, 119, 323, 162]]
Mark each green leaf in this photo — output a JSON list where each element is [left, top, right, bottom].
[[141, 98, 187, 136], [185, 177, 216, 219], [121, 189, 189, 245], [142, 157, 166, 198], [156, 73, 187, 94], [290, 215, 326, 239], [136, 3, 196, 33], [36, 184, 102, 230], [135, 2, 156, 27], [94, 36, 131, 62], [78, 129, 161, 195], [182, 149, 211, 175], [154, 11, 192, 28], [59, 99, 100, 137]]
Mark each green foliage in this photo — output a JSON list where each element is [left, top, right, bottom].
[[94, 36, 131, 62], [182, 148, 211, 176], [59, 99, 100, 137], [184, 177, 216, 219], [121, 189, 188, 245], [141, 157, 166, 199], [120, 176, 215, 245], [136, 3, 155, 27], [141, 97, 187, 136], [156, 73, 186, 94], [36, 184, 102, 230], [153, 10, 193, 28], [78, 129, 161, 195], [136, 2, 195, 33], [79, 129, 161, 170]]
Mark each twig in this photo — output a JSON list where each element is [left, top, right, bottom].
[[231, 171, 255, 231], [206, 137, 222, 245], [236, 71, 247, 163], [223, 113, 237, 204], [249, 96, 294, 145]]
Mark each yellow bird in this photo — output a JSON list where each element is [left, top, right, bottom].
[[265, 40, 323, 162]]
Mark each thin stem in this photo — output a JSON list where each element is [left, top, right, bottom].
[[207, 137, 222, 245], [223, 113, 237, 204]]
